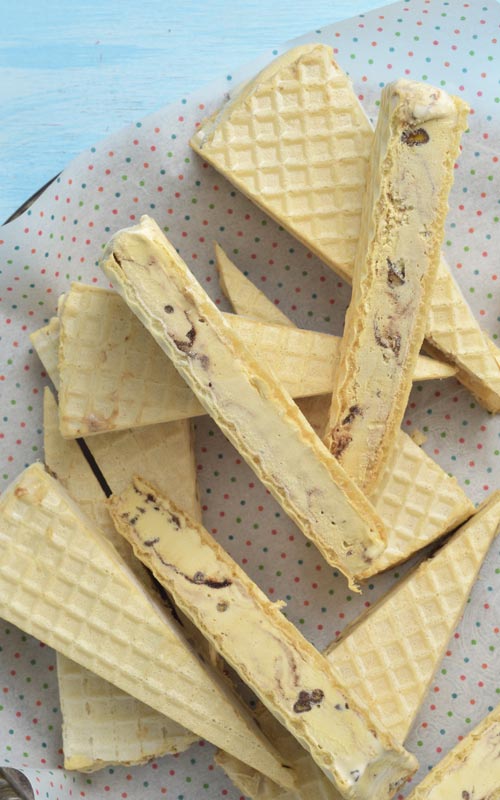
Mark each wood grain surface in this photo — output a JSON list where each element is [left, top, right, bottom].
[[1, 0, 384, 222]]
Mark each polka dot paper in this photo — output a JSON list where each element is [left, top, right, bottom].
[[1, 1, 499, 798]]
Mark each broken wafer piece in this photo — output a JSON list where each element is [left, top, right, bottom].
[[221, 259, 473, 577], [404, 704, 500, 799], [54, 285, 451, 439], [191, 43, 500, 413], [43, 388, 200, 770], [109, 475, 418, 800], [0, 463, 294, 788], [101, 215, 387, 586], [324, 79, 468, 493], [213, 491, 500, 800]]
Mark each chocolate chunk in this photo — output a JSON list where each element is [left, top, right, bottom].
[[203, 577, 232, 589], [164, 305, 174, 314], [186, 326, 196, 344], [188, 571, 232, 589], [401, 127, 429, 146], [144, 537, 160, 547], [173, 338, 192, 354], [169, 513, 181, 529], [373, 322, 401, 358], [293, 688, 324, 713], [387, 257, 406, 286], [341, 405, 361, 427], [330, 430, 352, 459]]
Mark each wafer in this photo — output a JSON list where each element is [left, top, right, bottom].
[[0, 463, 294, 788], [324, 80, 468, 493], [214, 493, 500, 799], [190, 43, 500, 412], [101, 215, 387, 586], [326, 490, 500, 743], [220, 255, 473, 576], [405, 703, 500, 799], [54, 284, 450, 439], [57, 657, 196, 772], [109, 475, 418, 800], [43, 388, 201, 770]]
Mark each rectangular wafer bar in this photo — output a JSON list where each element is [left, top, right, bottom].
[[100, 215, 387, 586], [324, 80, 468, 493], [190, 43, 500, 413], [109, 475, 418, 800], [0, 463, 294, 788], [55, 284, 451, 438]]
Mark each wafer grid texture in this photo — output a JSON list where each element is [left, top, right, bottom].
[[228, 315, 341, 397], [58, 284, 201, 437], [58, 657, 196, 770], [29, 317, 60, 389], [366, 430, 473, 576], [326, 494, 500, 742], [195, 46, 372, 275]]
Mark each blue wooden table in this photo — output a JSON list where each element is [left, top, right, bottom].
[[1, 0, 384, 223]]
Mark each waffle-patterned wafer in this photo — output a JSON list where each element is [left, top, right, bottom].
[[191, 43, 500, 413], [43, 388, 200, 771], [324, 80, 468, 493], [214, 494, 500, 800], [326, 491, 500, 743], [109, 476, 418, 800], [58, 283, 203, 436], [221, 262, 473, 576], [215, 243, 294, 327], [405, 704, 500, 799], [55, 285, 450, 439], [0, 464, 294, 788], [101, 216, 387, 586], [30, 316, 60, 389], [57, 657, 196, 772], [191, 44, 372, 283]]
